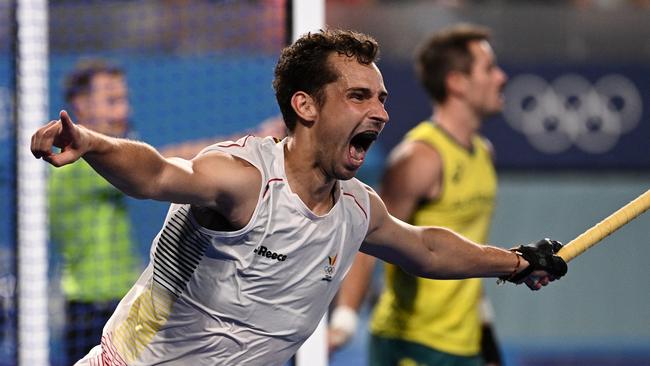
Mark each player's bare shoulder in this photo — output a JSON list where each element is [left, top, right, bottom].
[[383, 140, 441, 199], [361, 184, 390, 236], [193, 149, 261, 195], [189, 149, 262, 228], [194, 148, 260, 176], [387, 140, 440, 175]]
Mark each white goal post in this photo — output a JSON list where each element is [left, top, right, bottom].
[[16, 0, 50, 365], [291, 1, 328, 366]]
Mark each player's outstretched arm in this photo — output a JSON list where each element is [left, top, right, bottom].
[[361, 189, 567, 290], [31, 110, 260, 210]]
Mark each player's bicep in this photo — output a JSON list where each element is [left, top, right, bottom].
[[155, 151, 260, 209]]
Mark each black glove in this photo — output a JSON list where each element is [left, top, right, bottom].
[[480, 324, 502, 365], [502, 238, 568, 283]]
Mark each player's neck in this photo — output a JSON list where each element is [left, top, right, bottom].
[[283, 136, 337, 215], [432, 104, 481, 148]]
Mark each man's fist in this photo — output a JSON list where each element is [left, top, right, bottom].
[[505, 238, 568, 284]]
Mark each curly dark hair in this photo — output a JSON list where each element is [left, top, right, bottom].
[[416, 23, 491, 104], [273, 29, 380, 132], [64, 58, 124, 103]]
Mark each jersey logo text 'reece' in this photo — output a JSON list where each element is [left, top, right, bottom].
[[253, 246, 288, 261]]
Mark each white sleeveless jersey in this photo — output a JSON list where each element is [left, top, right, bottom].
[[77, 136, 371, 366]]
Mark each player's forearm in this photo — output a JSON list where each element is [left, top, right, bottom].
[[329, 253, 375, 350], [82, 127, 168, 199], [411, 226, 524, 280]]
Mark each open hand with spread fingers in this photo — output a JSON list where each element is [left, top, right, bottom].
[[31, 110, 88, 167]]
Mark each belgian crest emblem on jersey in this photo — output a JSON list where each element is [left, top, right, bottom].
[[322, 254, 338, 281]]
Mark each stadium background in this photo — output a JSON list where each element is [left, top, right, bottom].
[[1, 1, 649, 365]]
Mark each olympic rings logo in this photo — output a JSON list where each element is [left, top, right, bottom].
[[503, 73, 643, 154]]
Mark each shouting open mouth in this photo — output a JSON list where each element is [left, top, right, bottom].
[[348, 130, 379, 167]]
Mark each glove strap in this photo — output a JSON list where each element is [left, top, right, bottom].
[[496, 250, 521, 285]]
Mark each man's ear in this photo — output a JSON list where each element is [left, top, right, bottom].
[[290, 91, 318, 123], [445, 70, 468, 98]]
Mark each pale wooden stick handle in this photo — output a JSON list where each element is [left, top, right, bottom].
[[557, 189, 650, 262]]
